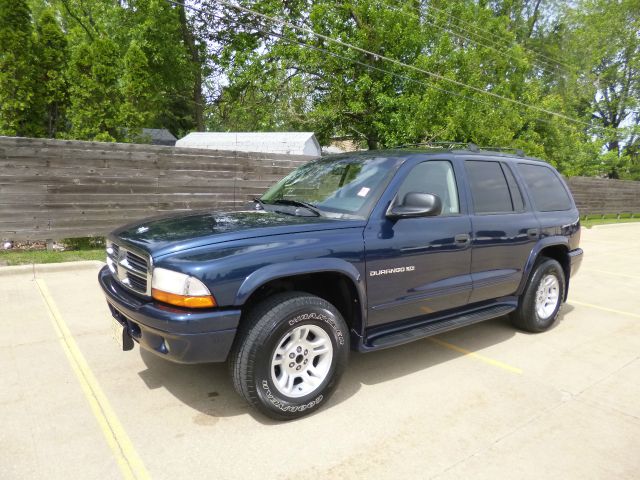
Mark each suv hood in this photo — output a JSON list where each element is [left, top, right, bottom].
[[111, 210, 365, 258]]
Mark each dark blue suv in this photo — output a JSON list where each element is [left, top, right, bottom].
[[99, 146, 583, 419]]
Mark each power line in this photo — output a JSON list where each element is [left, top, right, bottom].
[[381, 1, 564, 77], [171, 0, 594, 128], [418, 2, 575, 72], [168, 0, 616, 136], [193, 6, 590, 138]]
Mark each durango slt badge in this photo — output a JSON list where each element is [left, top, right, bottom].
[[369, 266, 416, 276]]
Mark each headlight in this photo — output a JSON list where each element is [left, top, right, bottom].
[[151, 268, 216, 308]]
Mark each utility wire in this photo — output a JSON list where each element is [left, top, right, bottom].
[[167, 0, 593, 129], [169, 0, 624, 138], [378, 1, 563, 77], [376, 3, 557, 74], [195, 7, 586, 137], [417, 1, 575, 72]]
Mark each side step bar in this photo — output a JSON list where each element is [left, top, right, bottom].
[[364, 304, 515, 351]]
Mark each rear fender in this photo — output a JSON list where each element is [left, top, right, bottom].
[[517, 236, 569, 296]]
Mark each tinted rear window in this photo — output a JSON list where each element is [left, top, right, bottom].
[[518, 164, 572, 211], [465, 161, 513, 214]]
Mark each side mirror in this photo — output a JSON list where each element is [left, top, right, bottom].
[[386, 192, 443, 219]]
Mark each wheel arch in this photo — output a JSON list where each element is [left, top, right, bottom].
[[235, 259, 367, 339], [518, 238, 571, 300]]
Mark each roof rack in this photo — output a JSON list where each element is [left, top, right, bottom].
[[395, 141, 467, 150], [395, 141, 526, 157], [469, 143, 527, 157]]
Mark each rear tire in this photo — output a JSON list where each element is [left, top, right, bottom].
[[511, 257, 565, 333], [229, 292, 349, 420]]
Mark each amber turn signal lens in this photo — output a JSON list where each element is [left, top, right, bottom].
[[152, 288, 216, 308]]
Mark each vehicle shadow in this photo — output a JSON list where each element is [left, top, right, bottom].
[[136, 310, 558, 424]]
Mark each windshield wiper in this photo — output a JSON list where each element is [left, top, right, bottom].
[[272, 199, 322, 216]]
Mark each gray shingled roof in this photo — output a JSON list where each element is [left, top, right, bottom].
[[141, 128, 177, 146]]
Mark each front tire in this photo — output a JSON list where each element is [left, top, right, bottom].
[[511, 257, 565, 333], [229, 292, 349, 420]]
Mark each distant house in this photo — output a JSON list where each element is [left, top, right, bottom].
[[176, 132, 321, 156], [139, 128, 177, 146]]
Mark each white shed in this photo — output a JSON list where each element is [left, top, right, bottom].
[[175, 132, 321, 156]]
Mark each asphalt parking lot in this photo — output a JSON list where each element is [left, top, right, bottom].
[[2, 223, 639, 480]]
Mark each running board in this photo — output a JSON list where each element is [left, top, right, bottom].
[[364, 304, 515, 350]]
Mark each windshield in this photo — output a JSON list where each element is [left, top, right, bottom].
[[261, 155, 402, 219]]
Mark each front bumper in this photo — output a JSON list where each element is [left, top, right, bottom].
[[569, 247, 583, 276], [98, 266, 240, 363]]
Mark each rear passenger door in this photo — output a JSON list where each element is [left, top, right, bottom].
[[464, 159, 540, 304]]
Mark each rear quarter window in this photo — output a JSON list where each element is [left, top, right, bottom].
[[518, 163, 573, 212], [465, 160, 514, 214]]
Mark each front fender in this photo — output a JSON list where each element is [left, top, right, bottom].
[[516, 236, 569, 296], [234, 258, 366, 309]]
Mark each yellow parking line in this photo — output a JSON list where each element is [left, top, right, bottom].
[[428, 337, 523, 375], [35, 278, 150, 480], [570, 299, 640, 319]]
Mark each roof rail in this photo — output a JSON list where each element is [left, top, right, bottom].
[[395, 141, 526, 157], [395, 141, 467, 150], [475, 145, 527, 157]]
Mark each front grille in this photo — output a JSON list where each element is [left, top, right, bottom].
[[127, 273, 147, 292], [126, 251, 148, 274], [106, 241, 151, 296]]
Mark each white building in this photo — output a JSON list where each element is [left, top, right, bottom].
[[176, 132, 321, 156]]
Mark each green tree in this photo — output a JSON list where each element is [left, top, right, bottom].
[[202, 0, 619, 173], [119, 40, 153, 138], [205, 0, 548, 148], [34, 9, 69, 137], [0, 0, 36, 136], [67, 38, 121, 141], [563, 0, 640, 177], [123, 0, 198, 136]]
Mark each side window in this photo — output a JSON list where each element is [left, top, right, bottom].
[[502, 163, 525, 211], [465, 160, 514, 214], [518, 164, 572, 212], [396, 161, 460, 215]]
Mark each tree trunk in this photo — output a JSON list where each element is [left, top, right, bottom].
[[178, 4, 204, 131]]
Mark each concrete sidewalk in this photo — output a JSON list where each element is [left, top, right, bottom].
[[1, 224, 639, 480]]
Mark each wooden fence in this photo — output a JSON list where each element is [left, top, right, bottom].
[[564, 176, 640, 217], [1, 135, 639, 240], [0, 136, 311, 240]]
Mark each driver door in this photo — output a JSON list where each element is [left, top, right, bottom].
[[364, 159, 473, 327]]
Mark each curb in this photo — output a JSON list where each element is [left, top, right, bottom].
[[0, 260, 106, 277]]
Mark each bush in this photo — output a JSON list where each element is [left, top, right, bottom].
[[61, 236, 105, 250]]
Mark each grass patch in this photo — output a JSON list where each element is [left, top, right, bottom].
[[581, 216, 640, 228], [0, 249, 105, 266]]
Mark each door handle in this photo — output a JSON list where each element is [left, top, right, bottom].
[[454, 234, 471, 245]]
